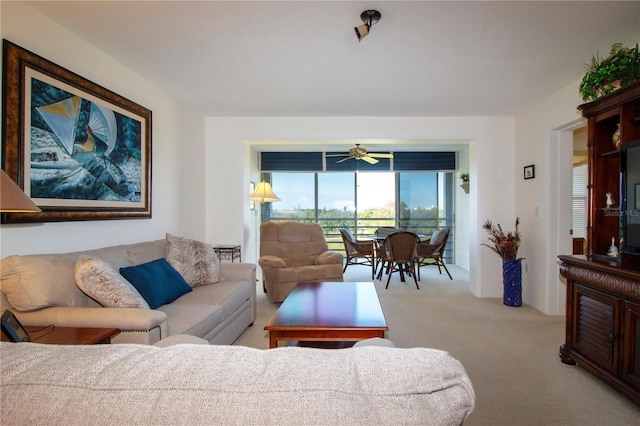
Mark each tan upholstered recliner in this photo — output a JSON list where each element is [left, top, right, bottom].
[[259, 221, 344, 303]]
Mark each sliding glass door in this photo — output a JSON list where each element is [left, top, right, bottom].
[[264, 171, 453, 258], [355, 173, 395, 235]]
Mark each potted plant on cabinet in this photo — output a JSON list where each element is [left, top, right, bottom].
[[579, 42, 640, 102], [459, 173, 470, 194]]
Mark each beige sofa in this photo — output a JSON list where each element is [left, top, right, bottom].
[[259, 221, 344, 303], [0, 239, 256, 345], [0, 341, 476, 425]]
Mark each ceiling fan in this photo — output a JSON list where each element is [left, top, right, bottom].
[[326, 144, 393, 164]]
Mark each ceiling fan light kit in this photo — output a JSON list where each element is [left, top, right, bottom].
[[355, 10, 381, 42], [326, 144, 393, 164]]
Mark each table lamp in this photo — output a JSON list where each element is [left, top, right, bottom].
[[250, 180, 280, 204], [1, 170, 41, 212]]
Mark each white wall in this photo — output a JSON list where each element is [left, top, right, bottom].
[[1, 1, 594, 315], [205, 116, 516, 300], [455, 145, 471, 270], [0, 1, 206, 257], [515, 81, 585, 315]]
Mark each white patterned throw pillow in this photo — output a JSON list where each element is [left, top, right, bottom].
[[165, 233, 221, 287], [74, 256, 149, 309]]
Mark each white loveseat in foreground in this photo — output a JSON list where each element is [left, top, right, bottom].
[[0, 342, 475, 425], [0, 239, 256, 344]]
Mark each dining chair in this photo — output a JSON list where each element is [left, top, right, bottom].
[[373, 227, 400, 274], [416, 228, 452, 280], [378, 231, 420, 289], [339, 228, 376, 279]]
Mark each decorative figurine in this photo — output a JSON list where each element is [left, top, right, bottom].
[[607, 237, 619, 258], [612, 123, 621, 150], [605, 192, 615, 208]]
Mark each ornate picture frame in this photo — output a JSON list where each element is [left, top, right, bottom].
[[2, 40, 152, 223]]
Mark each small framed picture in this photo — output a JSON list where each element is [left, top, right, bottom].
[[524, 165, 535, 180]]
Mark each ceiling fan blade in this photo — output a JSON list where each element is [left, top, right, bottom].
[[368, 153, 394, 159], [362, 156, 379, 164], [336, 157, 353, 164], [325, 154, 350, 157]]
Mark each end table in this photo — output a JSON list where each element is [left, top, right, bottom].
[[1, 326, 120, 345], [213, 244, 241, 263]]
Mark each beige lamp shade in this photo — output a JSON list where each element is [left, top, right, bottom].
[[1, 169, 41, 212], [250, 180, 281, 204]]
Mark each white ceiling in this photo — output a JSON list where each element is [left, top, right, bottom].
[[26, 1, 640, 118]]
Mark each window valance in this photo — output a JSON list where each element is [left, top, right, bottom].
[[260, 151, 456, 172]]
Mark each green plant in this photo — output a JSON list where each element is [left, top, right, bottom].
[[459, 173, 469, 183], [579, 43, 640, 102]]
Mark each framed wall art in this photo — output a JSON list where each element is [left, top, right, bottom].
[[1, 40, 152, 223], [524, 164, 535, 180]]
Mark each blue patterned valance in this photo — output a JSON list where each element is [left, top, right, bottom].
[[260, 151, 456, 172]]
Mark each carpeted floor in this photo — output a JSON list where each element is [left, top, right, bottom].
[[232, 263, 640, 425]]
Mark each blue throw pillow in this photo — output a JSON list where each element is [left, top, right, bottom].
[[120, 258, 192, 309]]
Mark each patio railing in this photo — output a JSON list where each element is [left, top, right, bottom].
[[263, 216, 454, 264]]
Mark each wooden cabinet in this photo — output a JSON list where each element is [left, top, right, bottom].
[[623, 301, 640, 390], [559, 255, 640, 405], [579, 80, 640, 258], [572, 237, 585, 254], [571, 283, 622, 374], [558, 81, 640, 406]]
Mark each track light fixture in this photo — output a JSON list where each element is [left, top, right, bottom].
[[355, 10, 382, 42]]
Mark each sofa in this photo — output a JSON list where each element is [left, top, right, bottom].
[[259, 221, 344, 303], [0, 341, 476, 425], [0, 237, 256, 345]]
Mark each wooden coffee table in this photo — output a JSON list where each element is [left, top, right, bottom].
[[264, 281, 388, 348]]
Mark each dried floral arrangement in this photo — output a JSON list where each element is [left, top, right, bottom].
[[481, 218, 522, 260]]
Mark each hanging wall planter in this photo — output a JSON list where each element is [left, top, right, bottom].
[[459, 173, 470, 194]]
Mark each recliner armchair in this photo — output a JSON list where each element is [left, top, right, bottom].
[[259, 221, 344, 303]]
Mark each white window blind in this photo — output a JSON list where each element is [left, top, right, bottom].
[[572, 165, 588, 238]]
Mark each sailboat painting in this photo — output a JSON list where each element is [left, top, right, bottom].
[[28, 76, 144, 207], [2, 40, 151, 223]]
